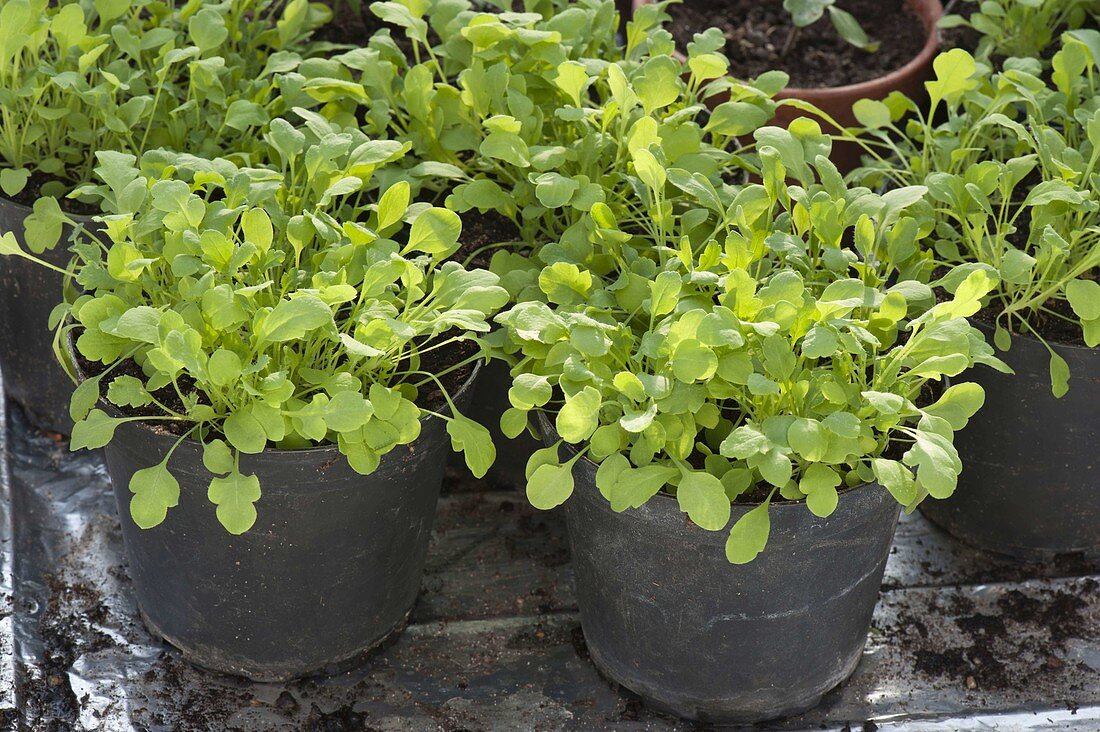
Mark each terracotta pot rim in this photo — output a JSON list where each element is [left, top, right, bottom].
[[635, 0, 944, 99]]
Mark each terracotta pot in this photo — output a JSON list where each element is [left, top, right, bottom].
[[635, 0, 943, 173]]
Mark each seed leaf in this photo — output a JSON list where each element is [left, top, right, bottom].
[[677, 472, 731, 530], [726, 501, 772, 564]]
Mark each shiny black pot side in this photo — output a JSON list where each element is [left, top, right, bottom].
[[538, 414, 900, 723], [100, 362, 481, 681], [922, 321, 1100, 560], [0, 196, 95, 434]]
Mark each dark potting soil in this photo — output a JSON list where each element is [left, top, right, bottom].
[[408, 335, 480, 412], [988, 184, 1095, 347], [939, 0, 982, 55], [934, 253, 1095, 349], [19, 575, 112, 730], [312, 0, 420, 51], [312, 0, 509, 51], [73, 346, 202, 436], [974, 287, 1095, 349], [7, 169, 99, 217], [666, 0, 927, 88], [454, 209, 522, 269]]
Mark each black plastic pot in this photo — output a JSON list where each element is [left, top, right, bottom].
[[539, 416, 900, 723], [921, 323, 1100, 560], [0, 196, 92, 434], [448, 358, 539, 489], [101, 364, 480, 681]]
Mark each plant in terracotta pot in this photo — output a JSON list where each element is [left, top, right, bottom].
[[631, 0, 944, 172], [0, 128, 508, 679], [493, 124, 1001, 721], [853, 41, 1100, 559], [0, 0, 329, 432]]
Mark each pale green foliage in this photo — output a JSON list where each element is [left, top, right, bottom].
[[49, 137, 506, 533], [342, 0, 773, 262], [939, 0, 1100, 63], [0, 0, 329, 209], [854, 40, 1100, 394], [498, 133, 1002, 563]]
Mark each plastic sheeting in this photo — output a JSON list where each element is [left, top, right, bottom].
[[3, 385, 1099, 731]]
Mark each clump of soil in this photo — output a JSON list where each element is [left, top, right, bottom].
[[305, 702, 377, 732], [666, 0, 928, 88], [996, 584, 1091, 645], [896, 579, 1097, 694]]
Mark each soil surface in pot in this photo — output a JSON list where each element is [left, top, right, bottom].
[[312, 0, 427, 51], [6, 170, 98, 216], [454, 209, 521, 269], [975, 293, 1094, 349], [934, 259, 1096, 349], [939, 0, 982, 55], [666, 0, 926, 88], [990, 217, 1096, 347]]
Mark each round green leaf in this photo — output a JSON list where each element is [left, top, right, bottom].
[[526, 462, 575, 510], [1066, 279, 1100, 321], [404, 207, 461, 259], [556, 387, 601, 443], [671, 339, 718, 382], [677, 472, 731, 531], [208, 470, 261, 535]]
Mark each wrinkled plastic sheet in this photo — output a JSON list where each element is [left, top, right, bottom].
[[2, 375, 1100, 731]]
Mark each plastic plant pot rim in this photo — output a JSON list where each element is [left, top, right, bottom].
[[632, 0, 944, 100], [0, 192, 99, 226], [534, 410, 885, 513], [973, 314, 1099, 354], [65, 328, 485, 458]]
